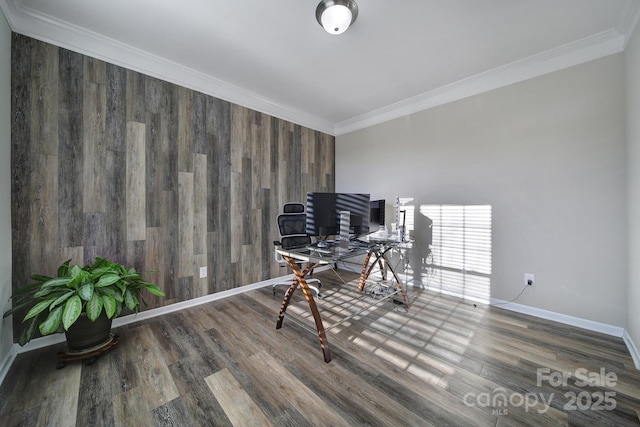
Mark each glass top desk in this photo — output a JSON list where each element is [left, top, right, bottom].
[[275, 232, 410, 363]]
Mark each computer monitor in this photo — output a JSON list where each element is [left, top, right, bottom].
[[306, 192, 370, 237], [369, 199, 385, 229]]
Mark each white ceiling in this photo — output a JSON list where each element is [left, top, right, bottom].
[[1, 0, 639, 135]]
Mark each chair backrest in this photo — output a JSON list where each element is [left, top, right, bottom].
[[280, 234, 311, 250], [277, 203, 311, 250], [283, 202, 305, 214]]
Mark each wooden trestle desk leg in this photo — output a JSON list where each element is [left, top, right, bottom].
[[358, 252, 373, 292], [275, 257, 332, 363]]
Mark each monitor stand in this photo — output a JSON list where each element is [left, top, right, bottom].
[[338, 210, 350, 253]]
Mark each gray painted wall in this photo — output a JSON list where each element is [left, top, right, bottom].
[[627, 23, 640, 356], [0, 11, 12, 371], [337, 54, 628, 328]]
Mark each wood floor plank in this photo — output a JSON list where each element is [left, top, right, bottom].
[[0, 347, 50, 415], [147, 311, 216, 368], [205, 368, 274, 427], [6, 406, 41, 427], [35, 361, 82, 427], [1, 269, 639, 426], [122, 323, 180, 407], [440, 359, 570, 427], [247, 351, 355, 427], [225, 295, 319, 365], [167, 355, 232, 427], [285, 353, 441, 427], [151, 397, 197, 427], [75, 345, 125, 426], [112, 387, 154, 427]]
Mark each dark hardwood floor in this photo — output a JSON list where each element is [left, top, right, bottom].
[[1, 270, 639, 426]]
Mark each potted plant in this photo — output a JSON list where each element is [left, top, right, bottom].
[[3, 257, 165, 349]]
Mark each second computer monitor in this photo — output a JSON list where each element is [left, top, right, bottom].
[[306, 192, 370, 238], [369, 199, 385, 229]]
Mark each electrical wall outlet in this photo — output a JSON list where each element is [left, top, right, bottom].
[[199, 266, 207, 278], [525, 273, 535, 286]]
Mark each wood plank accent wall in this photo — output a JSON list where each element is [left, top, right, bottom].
[[10, 34, 335, 337]]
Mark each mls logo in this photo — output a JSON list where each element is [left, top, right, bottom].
[[492, 409, 509, 416]]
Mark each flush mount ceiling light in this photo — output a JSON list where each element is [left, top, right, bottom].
[[316, 0, 358, 35]]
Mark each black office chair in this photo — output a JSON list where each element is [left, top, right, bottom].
[[273, 203, 322, 298]]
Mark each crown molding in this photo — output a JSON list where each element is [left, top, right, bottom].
[[1, 0, 637, 137], [335, 29, 626, 135], [617, 0, 640, 47], [0, 0, 336, 135]]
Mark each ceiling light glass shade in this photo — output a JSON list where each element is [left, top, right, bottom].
[[316, 0, 358, 35]]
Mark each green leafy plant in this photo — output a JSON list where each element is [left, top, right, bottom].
[[3, 257, 165, 346]]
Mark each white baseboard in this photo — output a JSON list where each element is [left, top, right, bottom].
[[489, 298, 625, 337], [623, 329, 640, 370], [490, 298, 640, 370], [0, 344, 17, 388], [110, 265, 331, 328]]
